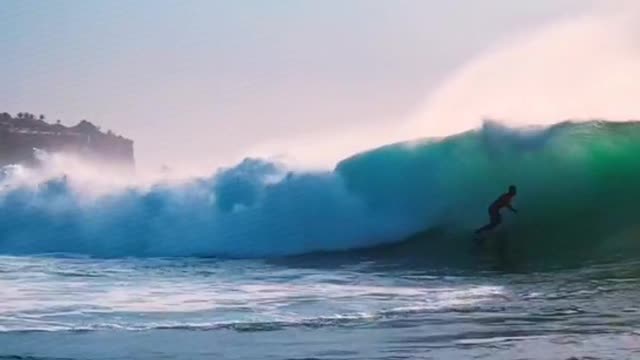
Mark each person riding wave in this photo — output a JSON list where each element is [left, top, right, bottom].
[[475, 185, 517, 235]]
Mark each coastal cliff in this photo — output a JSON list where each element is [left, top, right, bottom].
[[0, 112, 134, 168]]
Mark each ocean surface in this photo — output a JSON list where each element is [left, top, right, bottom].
[[2, 255, 640, 359], [2, 121, 640, 359]]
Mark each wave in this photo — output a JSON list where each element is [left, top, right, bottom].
[[0, 315, 378, 334], [1, 120, 640, 263], [0, 158, 414, 258], [0, 285, 505, 333], [337, 120, 640, 266]]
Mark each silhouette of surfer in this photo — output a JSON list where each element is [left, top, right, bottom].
[[475, 185, 517, 235]]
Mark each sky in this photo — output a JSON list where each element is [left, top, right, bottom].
[[0, 0, 608, 172]]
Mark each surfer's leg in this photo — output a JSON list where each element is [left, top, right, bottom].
[[475, 211, 501, 234], [475, 222, 494, 234], [475, 211, 492, 234], [489, 212, 502, 230], [475, 223, 490, 234]]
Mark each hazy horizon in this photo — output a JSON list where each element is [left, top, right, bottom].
[[2, 0, 619, 172]]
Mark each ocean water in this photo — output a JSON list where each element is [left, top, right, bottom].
[[2, 120, 640, 359], [2, 255, 640, 359]]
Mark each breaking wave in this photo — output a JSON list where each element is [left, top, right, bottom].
[[2, 120, 640, 263]]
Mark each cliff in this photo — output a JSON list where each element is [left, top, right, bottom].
[[0, 112, 134, 168]]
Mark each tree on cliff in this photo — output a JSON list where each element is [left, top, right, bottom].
[[17, 113, 35, 120]]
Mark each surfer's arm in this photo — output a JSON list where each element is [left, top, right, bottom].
[[507, 204, 517, 213]]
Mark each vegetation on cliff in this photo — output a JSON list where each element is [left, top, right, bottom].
[[0, 112, 134, 168]]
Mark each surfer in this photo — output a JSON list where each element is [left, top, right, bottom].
[[474, 185, 517, 235]]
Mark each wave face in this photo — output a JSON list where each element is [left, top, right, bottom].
[[338, 120, 640, 264], [1, 120, 640, 261]]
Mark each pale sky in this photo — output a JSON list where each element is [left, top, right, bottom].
[[1, 1, 598, 172]]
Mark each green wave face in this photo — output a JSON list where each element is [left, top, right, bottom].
[[336, 121, 640, 266]]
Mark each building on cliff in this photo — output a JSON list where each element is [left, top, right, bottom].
[[0, 112, 134, 168]]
